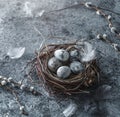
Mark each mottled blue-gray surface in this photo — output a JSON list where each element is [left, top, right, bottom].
[[0, 0, 120, 117]]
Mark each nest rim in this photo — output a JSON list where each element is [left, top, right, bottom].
[[34, 42, 100, 95]]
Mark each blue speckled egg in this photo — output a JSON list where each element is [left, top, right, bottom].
[[54, 49, 69, 62], [48, 57, 62, 72], [57, 66, 71, 79], [70, 61, 84, 74]]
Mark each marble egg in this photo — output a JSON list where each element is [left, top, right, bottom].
[[54, 49, 69, 62], [70, 49, 80, 58], [70, 61, 84, 74], [57, 66, 71, 79], [48, 57, 62, 72]]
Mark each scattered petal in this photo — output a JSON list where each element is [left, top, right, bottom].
[[63, 103, 77, 117], [7, 47, 25, 59]]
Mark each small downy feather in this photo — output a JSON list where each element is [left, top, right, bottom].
[[7, 47, 25, 59], [36, 10, 45, 17], [81, 42, 96, 62], [63, 103, 77, 117], [23, 2, 34, 17]]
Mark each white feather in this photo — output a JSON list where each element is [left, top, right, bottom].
[[81, 42, 96, 62], [36, 10, 45, 17], [84, 42, 93, 53], [63, 103, 77, 117], [7, 47, 25, 59], [23, 2, 33, 16]]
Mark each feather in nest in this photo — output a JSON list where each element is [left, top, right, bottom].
[[79, 42, 96, 62]]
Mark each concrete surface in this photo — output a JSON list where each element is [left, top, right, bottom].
[[0, 0, 120, 117]]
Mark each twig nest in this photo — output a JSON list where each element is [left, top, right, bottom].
[[54, 49, 69, 61], [34, 42, 100, 95], [48, 57, 62, 72], [57, 66, 71, 79], [70, 61, 84, 74]]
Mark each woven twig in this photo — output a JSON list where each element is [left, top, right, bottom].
[[32, 42, 100, 95]]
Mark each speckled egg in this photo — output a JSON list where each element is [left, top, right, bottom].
[[70, 49, 80, 58], [57, 66, 71, 79], [54, 49, 69, 62], [48, 57, 62, 72], [70, 61, 84, 74]]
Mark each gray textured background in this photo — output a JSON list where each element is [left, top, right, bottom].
[[0, 0, 120, 117]]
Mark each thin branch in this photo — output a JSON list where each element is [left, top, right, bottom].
[[46, 3, 120, 16]]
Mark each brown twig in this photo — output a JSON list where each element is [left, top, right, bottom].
[[31, 42, 100, 95]]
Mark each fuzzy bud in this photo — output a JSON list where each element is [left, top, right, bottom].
[[112, 43, 118, 50], [3, 77, 7, 80], [96, 10, 101, 15], [109, 24, 112, 28], [1, 80, 7, 86], [85, 2, 92, 8], [110, 27, 117, 33], [97, 34, 101, 39], [18, 80, 22, 85], [107, 15, 111, 20], [20, 84, 26, 90], [103, 34, 107, 39], [30, 86, 34, 92], [20, 106, 24, 111], [7, 77, 13, 82]]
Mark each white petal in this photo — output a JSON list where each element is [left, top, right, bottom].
[[7, 47, 25, 59]]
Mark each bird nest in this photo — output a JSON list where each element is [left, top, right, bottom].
[[33, 42, 100, 95]]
